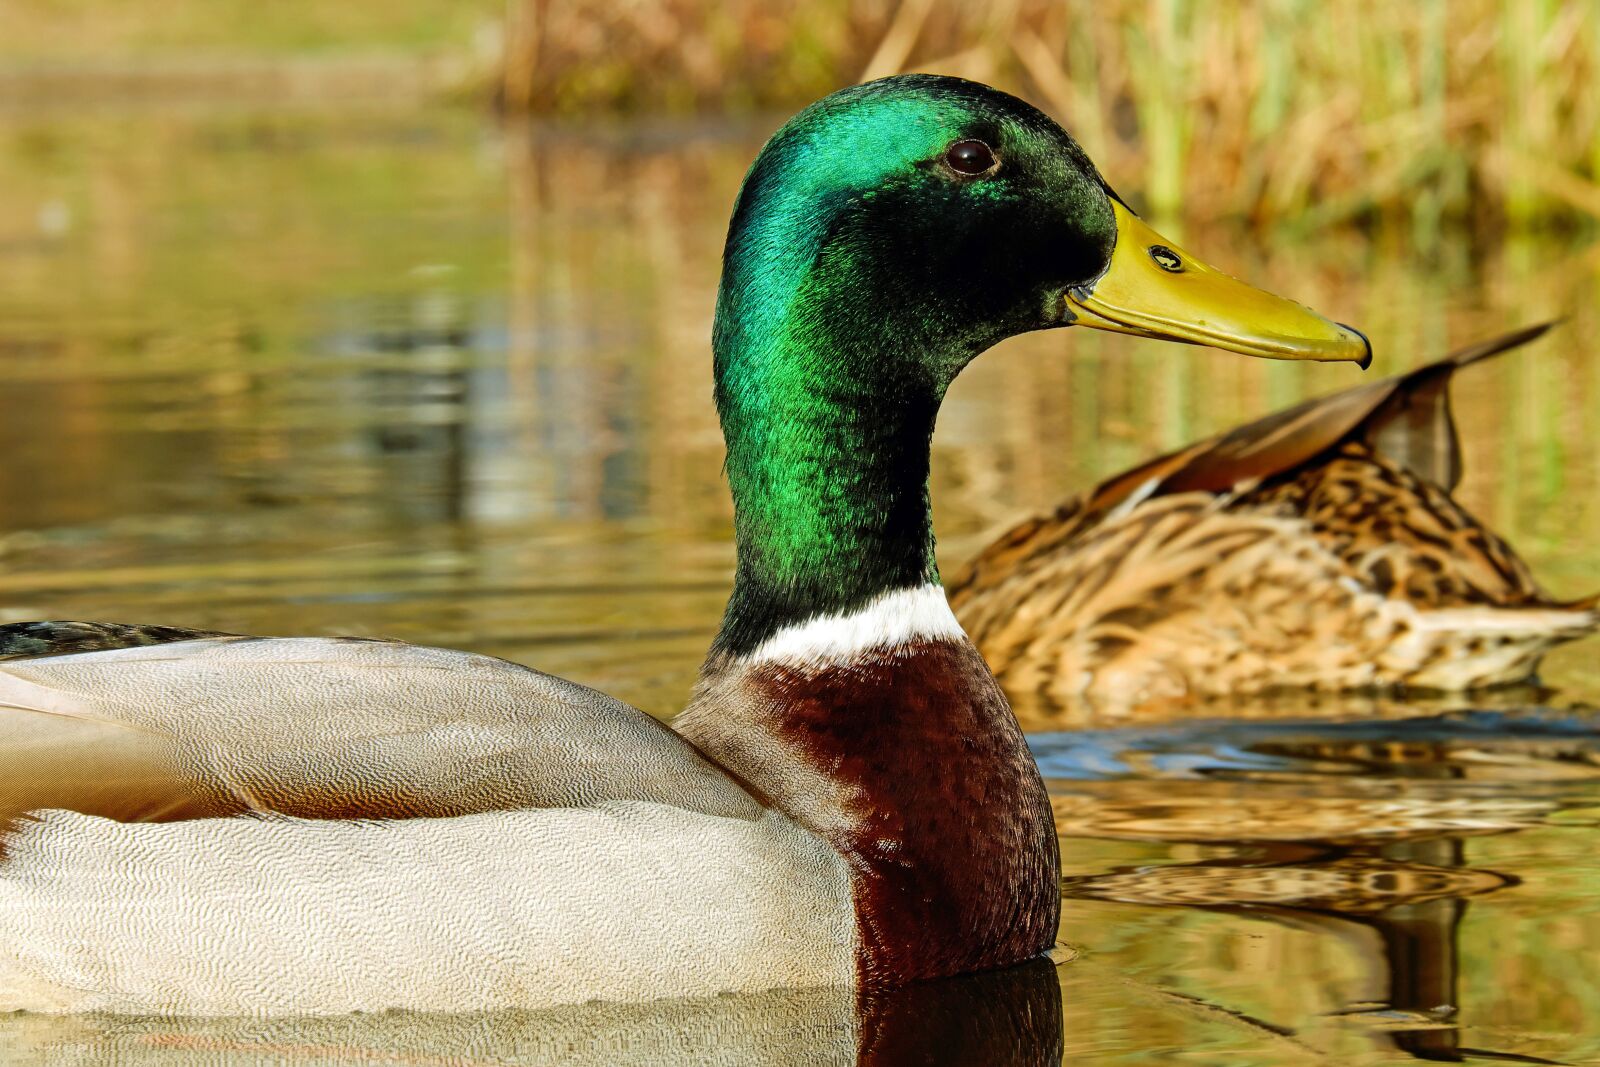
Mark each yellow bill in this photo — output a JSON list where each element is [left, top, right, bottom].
[[1066, 200, 1372, 367]]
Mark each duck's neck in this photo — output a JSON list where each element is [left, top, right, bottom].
[[711, 253, 964, 659], [679, 228, 1058, 989]]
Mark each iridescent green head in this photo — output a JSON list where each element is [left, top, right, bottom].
[[716, 76, 1118, 398], [712, 75, 1367, 655]]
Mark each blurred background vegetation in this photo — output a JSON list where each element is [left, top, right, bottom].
[[6, 0, 1600, 233], [1, 7, 1597, 1061]]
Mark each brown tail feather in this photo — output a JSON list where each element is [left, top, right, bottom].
[[1085, 322, 1559, 506], [1361, 321, 1560, 491], [1442, 319, 1558, 369]]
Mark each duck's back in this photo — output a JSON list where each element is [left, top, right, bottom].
[[0, 634, 856, 1015], [950, 325, 1598, 705], [954, 446, 1594, 706]]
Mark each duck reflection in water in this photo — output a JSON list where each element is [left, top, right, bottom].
[[1056, 732, 1583, 1067], [2, 957, 1065, 1067], [1067, 835, 1521, 1062]]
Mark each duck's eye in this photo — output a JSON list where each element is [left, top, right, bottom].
[[945, 139, 997, 176]]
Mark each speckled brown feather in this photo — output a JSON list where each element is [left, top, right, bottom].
[[948, 324, 1598, 706]]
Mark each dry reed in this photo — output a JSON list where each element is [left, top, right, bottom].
[[499, 0, 1600, 229]]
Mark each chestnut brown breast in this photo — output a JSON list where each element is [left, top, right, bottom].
[[681, 640, 1060, 987]]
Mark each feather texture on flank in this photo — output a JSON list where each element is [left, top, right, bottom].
[[0, 803, 854, 1015]]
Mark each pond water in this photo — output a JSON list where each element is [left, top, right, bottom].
[[0, 105, 1595, 1065]]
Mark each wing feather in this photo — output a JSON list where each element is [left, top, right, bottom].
[[0, 635, 756, 826]]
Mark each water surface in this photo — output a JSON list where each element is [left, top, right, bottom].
[[0, 105, 1595, 1065]]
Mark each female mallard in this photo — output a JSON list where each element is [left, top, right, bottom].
[[950, 324, 1598, 708], [0, 75, 1366, 1016]]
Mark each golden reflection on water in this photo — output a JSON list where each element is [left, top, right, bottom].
[[0, 106, 1596, 1064]]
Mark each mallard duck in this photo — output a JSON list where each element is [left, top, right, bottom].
[[0, 75, 1367, 1016], [951, 323, 1598, 707]]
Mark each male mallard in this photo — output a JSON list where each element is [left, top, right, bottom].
[[950, 324, 1598, 708], [0, 76, 1366, 1016]]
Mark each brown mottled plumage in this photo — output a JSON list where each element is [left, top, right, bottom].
[[949, 324, 1598, 707]]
